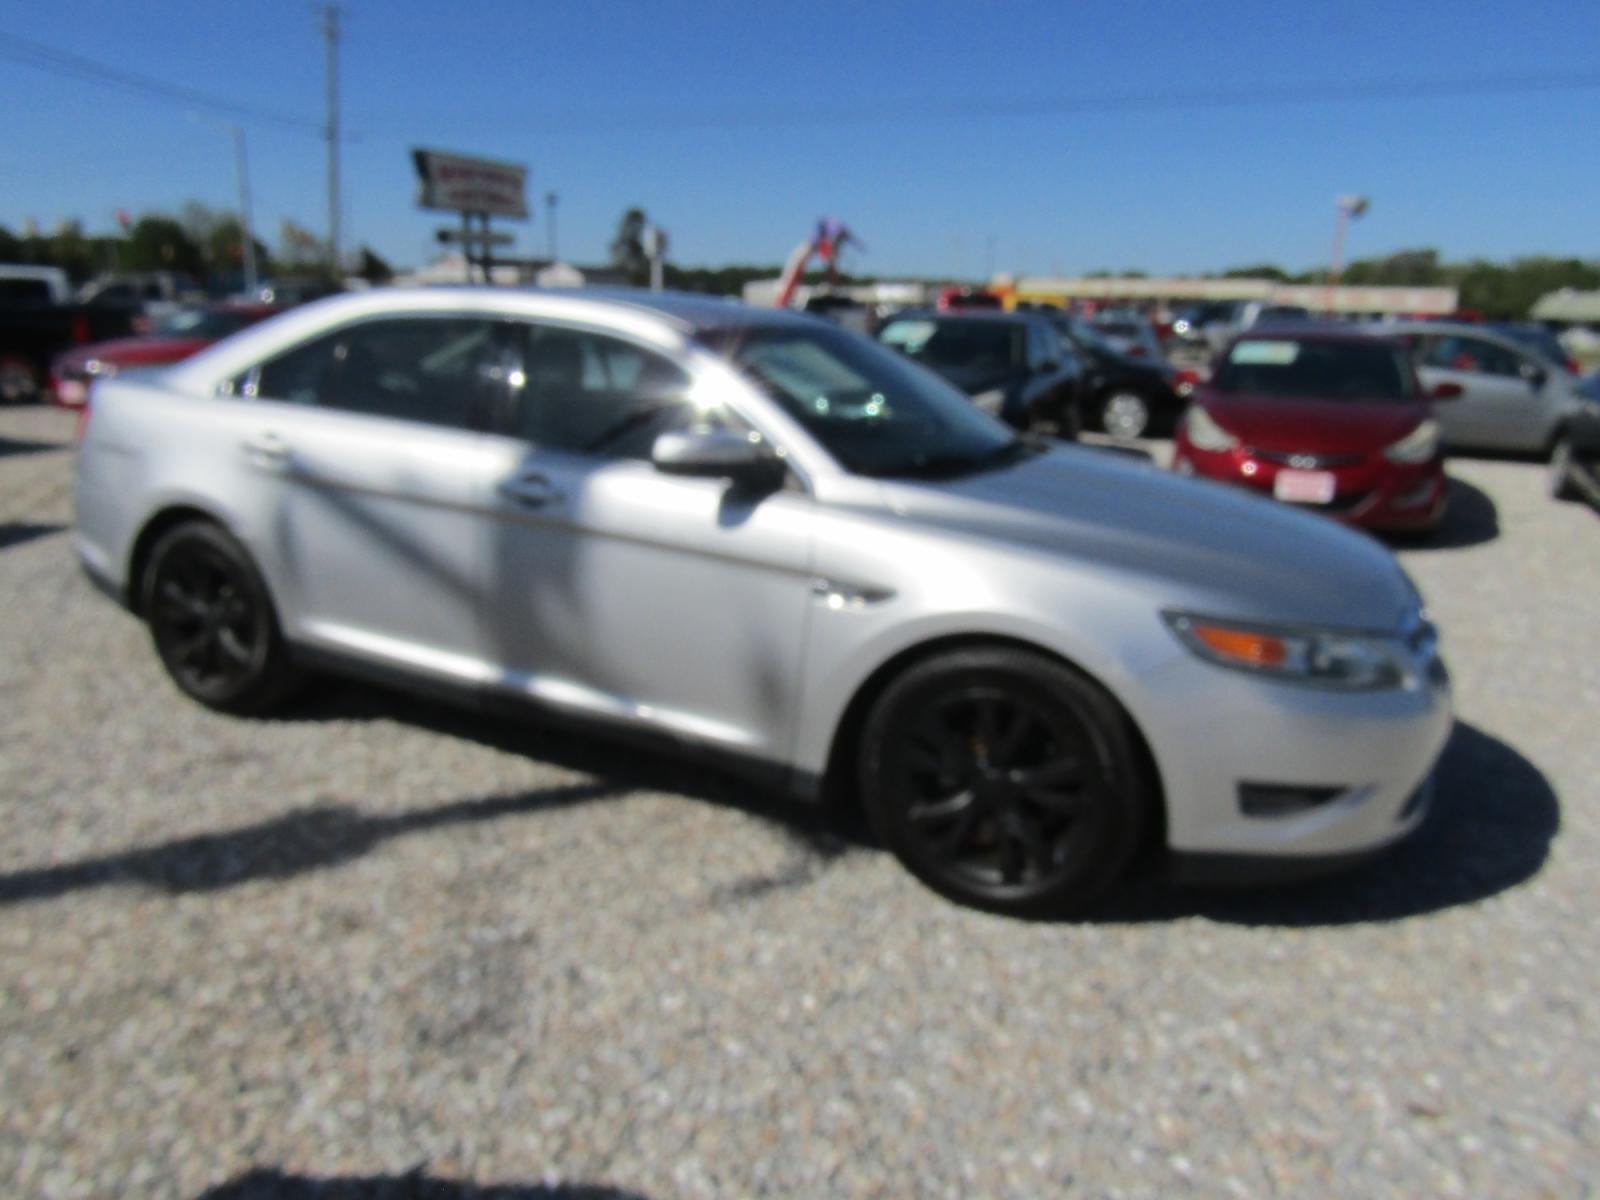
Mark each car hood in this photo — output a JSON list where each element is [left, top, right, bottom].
[[1202, 392, 1425, 453], [57, 336, 211, 370], [880, 445, 1417, 631]]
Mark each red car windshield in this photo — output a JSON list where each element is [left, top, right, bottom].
[[1213, 338, 1415, 402]]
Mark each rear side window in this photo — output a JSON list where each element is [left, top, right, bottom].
[[513, 324, 703, 459], [1421, 336, 1524, 379], [0, 279, 52, 302], [251, 317, 512, 431]]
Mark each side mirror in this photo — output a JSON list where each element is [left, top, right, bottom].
[[1429, 381, 1463, 401], [651, 428, 786, 490], [1519, 362, 1547, 390]]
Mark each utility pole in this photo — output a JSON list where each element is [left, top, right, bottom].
[[234, 125, 259, 292], [545, 191, 558, 262], [322, 2, 341, 279]]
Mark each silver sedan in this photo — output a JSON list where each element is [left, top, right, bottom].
[[73, 288, 1452, 916]]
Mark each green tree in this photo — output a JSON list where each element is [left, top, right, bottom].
[[0, 225, 19, 264], [609, 207, 649, 285], [122, 215, 203, 276], [356, 246, 393, 284]]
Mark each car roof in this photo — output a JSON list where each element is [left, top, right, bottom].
[[883, 307, 1033, 325], [1227, 322, 1407, 347]]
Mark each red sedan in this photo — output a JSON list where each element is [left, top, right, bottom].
[[1172, 329, 1456, 533], [49, 303, 280, 408]]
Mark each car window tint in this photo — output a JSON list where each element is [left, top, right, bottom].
[[1423, 336, 1522, 378], [516, 325, 709, 459], [253, 317, 507, 430]]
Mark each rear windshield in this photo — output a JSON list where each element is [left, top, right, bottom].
[[1213, 338, 1415, 402]]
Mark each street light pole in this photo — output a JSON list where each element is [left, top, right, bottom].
[[322, 2, 341, 278], [191, 115, 259, 293], [1325, 194, 1369, 316], [546, 191, 558, 262], [233, 125, 258, 292]]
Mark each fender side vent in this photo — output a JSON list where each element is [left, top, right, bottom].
[[1239, 782, 1345, 818]]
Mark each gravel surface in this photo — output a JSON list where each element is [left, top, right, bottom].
[[2, 404, 1596, 1198]]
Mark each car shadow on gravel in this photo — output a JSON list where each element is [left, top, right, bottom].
[[0, 779, 619, 905], [1102, 720, 1559, 927], [0, 434, 65, 459], [198, 1167, 652, 1199], [0, 521, 65, 550], [1383, 476, 1499, 552]]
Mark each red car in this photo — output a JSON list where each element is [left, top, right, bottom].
[[1172, 329, 1457, 533], [50, 303, 280, 408]]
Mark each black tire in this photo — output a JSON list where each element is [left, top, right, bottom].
[[141, 520, 301, 714], [1098, 390, 1151, 440], [858, 647, 1152, 917], [1549, 436, 1579, 502]]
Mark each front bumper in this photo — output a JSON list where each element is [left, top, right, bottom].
[[1133, 634, 1453, 863], [1173, 440, 1448, 532]]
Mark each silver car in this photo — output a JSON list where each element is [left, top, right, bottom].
[[74, 289, 1452, 916], [1386, 320, 1590, 455]]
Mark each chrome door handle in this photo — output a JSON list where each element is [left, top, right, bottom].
[[243, 432, 290, 469], [497, 474, 563, 508]]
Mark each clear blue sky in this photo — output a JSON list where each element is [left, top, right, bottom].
[[3, 0, 1597, 278]]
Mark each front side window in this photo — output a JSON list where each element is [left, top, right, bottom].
[[251, 317, 508, 430], [701, 322, 1021, 478], [513, 324, 715, 459]]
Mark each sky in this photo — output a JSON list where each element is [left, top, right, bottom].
[[2, 0, 1598, 279]]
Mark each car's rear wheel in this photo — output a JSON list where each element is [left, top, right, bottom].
[[1549, 435, 1579, 502], [858, 647, 1151, 917], [142, 521, 301, 714], [1099, 391, 1150, 440]]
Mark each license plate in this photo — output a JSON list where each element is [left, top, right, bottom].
[[1273, 468, 1337, 504]]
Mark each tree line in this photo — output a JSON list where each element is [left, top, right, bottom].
[[1094, 249, 1599, 320], [0, 204, 393, 288]]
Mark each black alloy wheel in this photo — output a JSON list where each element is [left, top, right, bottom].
[[860, 648, 1150, 916], [143, 521, 299, 713]]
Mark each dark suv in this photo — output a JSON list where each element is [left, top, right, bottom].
[[877, 310, 1082, 434]]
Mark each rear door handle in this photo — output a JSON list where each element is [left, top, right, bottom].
[[243, 432, 291, 469], [497, 473, 563, 508]]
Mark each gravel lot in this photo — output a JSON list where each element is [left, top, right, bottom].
[[2, 403, 1596, 1199]]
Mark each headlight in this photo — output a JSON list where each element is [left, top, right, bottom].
[[1163, 611, 1410, 690], [1383, 418, 1440, 464], [1183, 405, 1238, 452], [971, 387, 1006, 416]]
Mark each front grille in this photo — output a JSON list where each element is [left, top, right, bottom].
[[1252, 448, 1367, 469], [1239, 782, 1345, 817]]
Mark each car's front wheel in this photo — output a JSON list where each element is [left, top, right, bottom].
[[1099, 390, 1151, 440], [141, 520, 301, 714], [858, 647, 1152, 917]]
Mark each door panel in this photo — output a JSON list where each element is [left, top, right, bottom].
[[1419, 335, 1544, 451], [481, 441, 815, 757], [237, 402, 495, 678]]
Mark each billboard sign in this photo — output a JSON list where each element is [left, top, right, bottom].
[[413, 149, 528, 219]]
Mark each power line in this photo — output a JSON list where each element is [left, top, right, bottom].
[[388, 69, 1600, 134], [0, 29, 325, 133]]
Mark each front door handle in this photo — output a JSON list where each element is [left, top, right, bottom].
[[497, 473, 563, 508], [243, 432, 290, 470]]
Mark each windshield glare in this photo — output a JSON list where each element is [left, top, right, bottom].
[[1214, 338, 1416, 402], [699, 322, 1018, 477]]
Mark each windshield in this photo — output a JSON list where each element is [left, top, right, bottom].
[[1213, 338, 1416, 402], [879, 318, 1018, 372], [155, 308, 256, 339], [699, 322, 1023, 477], [1058, 317, 1117, 355]]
